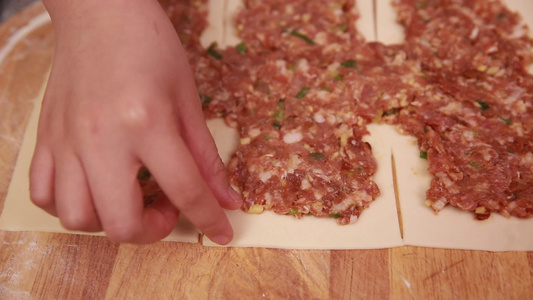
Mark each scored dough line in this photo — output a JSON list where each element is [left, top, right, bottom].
[[372, 0, 378, 41], [391, 152, 404, 239], [223, 0, 228, 47]]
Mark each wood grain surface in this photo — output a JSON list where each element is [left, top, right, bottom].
[[0, 2, 532, 299]]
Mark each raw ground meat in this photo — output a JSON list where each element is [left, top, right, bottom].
[[158, 0, 533, 223]]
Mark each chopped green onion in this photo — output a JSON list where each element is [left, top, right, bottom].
[[344, 171, 355, 177], [416, 2, 427, 9], [330, 212, 343, 219], [507, 149, 515, 154], [500, 117, 513, 125], [334, 74, 343, 81], [469, 161, 482, 169], [287, 30, 315, 45], [476, 100, 490, 111], [376, 91, 385, 102], [289, 208, 299, 215], [207, 43, 222, 60], [272, 122, 282, 130], [310, 152, 325, 161], [236, 42, 247, 54], [273, 99, 285, 121], [341, 60, 358, 68], [296, 87, 310, 99], [339, 23, 348, 32], [200, 95, 213, 104], [383, 108, 399, 116], [420, 151, 428, 159]]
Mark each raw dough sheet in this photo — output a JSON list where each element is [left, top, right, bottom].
[[375, 0, 533, 251], [1, 0, 533, 251], [202, 0, 404, 249]]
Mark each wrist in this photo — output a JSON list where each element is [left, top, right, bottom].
[[42, 0, 165, 34]]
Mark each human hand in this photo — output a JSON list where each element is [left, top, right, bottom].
[[30, 0, 241, 244]]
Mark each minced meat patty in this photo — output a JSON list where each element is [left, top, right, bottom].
[[391, 0, 533, 219], [162, 0, 533, 223]]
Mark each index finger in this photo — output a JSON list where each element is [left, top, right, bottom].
[[139, 130, 234, 245]]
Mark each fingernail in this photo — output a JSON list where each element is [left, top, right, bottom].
[[211, 234, 231, 245], [228, 187, 243, 205]]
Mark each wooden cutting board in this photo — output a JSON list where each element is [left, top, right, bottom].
[[0, 2, 532, 299]]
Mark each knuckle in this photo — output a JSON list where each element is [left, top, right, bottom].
[[207, 153, 227, 180], [29, 191, 51, 208], [200, 151, 234, 205], [29, 156, 53, 208], [199, 146, 229, 186], [73, 110, 103, 143], [60, 212, 98, 232], [118, 95, 171, 131], [120, 99, 152, 128], [29, 185, 52, 209], [103, 220, 140, 243]]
